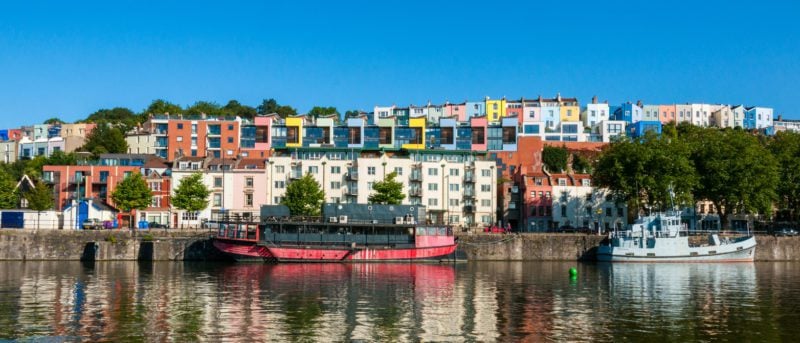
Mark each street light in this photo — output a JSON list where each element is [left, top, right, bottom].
[[441, 163, 446, 225], [321, 160, 327, 200]]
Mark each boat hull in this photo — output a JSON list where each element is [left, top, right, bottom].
[[213, 239, 457, 262], [597, 237, 756, 263]]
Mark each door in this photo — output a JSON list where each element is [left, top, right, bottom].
[[77, 201, 89, 229]]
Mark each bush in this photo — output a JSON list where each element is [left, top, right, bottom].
[[142, 233, 155, 242]]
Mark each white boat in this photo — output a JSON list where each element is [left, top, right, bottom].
[[597, 211, 756, 262]]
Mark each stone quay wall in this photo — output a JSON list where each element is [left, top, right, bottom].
[[1, 230, 798, 261]]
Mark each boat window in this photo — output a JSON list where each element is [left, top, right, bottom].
[[438, 227, 447, 236], [416, 227, 426, 236], [427, 227, 437, 236]]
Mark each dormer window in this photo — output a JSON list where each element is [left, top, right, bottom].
[[558, 178, 567, 186]]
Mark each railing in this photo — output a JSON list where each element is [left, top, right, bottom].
[[463, 205, 475, 213], [409, 173, 423, 181], [345, 187, 359, 195], [347, 172, 359, 181], [409, 188, 422, 196], [463, 190, 475, 197], [464, 174, 475, 182]]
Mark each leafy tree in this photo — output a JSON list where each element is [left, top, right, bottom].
[[307, 106, 338, 118], [81, 123, 128, 157], [769, 131, 800, 221], [0, 172, 18, 209], [24, 180, 54, 231], [185, 101, 221, 116], [44, 117, 65, 125], [281, 173, 324, 216], [221, 100, 257, 119], [542, 145, 568, 173], [172, 173, 211, 226], [593, 132, 696, 214], [46, 150, 78, 165], [111, 172, 153, 228], [368, 172, 406, 205], [256, 98, 297, 118], [142, 99, 183, 116], [689, 128, 778, 228], [344, 110, 361, 117], [572, 153, 592, 174], [83, 107, 140, 131]]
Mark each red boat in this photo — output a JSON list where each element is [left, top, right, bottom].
[[212, 204, 457, 262]]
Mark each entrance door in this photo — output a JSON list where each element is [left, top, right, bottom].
[[77, 202, 89, 229]]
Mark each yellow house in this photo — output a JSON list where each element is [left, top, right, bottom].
[[285, 116, 304, 148], [559, 101, 580, 122], [403, 117, 426, 150], [486, 98, 506, 122]]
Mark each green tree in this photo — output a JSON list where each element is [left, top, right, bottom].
[[0, 173, 18, 209], [185, 101, 221, 116], [43, 117, 65, 125], [769, 131, 800, 221], [142, 99, 183, 116], [256, 98, 297, 118], [24, 180, 54, 231], [542, 145, 568, 173], [689, 128, 778, 228], [81, 123, 128, 157], [281, 173, 324, 216], [172, 173, 211, 227], [571, 153, 592, 174], [368, 172, 406, 205], [111, 172, 153, 228], [344, 110, 361, 118], [592, 132, 696, 214], [307, 106, 338, 118], [83, 107, 140, 131], [221, 100, 258, 119]]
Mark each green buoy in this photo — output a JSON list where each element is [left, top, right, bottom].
[[569, 267, 578, 277]]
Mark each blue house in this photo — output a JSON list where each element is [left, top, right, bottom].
[[626, 121, 662, 138]]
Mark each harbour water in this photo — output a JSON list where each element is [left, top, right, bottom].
[[0, 261, 798, 342]]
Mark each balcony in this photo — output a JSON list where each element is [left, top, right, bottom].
[[347, 172, 359, 181], [70, 175, 88, 184], [464, 174, 475, 183], [463, 205, 475, 213], [289, 171, 302, 180], [409, 173, 422, 182], [345, 187, 358, 196], [92, 177, 108, 184], [463, 189, 476, 198], [409, 188, 422, 197]]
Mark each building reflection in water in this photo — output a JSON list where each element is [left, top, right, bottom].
[[2, 261, 800, 342]]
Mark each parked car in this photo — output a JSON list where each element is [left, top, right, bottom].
[[148, 222, 167, 229], [82, 218, 103, 230], [483, 225, 509, 234], [556, 225, 577, 233], [775, 228, 798, 237]]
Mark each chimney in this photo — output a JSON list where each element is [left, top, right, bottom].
[[636, 100, 643, 107], [538, 95, 542, 102], [592, 95, 598, 104], [556, 93, 562, 101]]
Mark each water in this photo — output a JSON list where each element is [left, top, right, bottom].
[[1, 261, 799, 342]]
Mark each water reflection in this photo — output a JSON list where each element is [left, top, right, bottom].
[[0, 261, 798, 341]]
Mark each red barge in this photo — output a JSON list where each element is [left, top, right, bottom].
[[212, 203, 457, 262]]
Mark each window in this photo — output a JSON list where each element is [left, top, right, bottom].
[[449, 215, 460, 223], [182, 212, 198, 221], [151, 197, 161, 207], [482, 169, 491, 177], [449, 199, 459, 206], [617, 207, 624, 217], [379, 127, 392, 144], [481, 199, 490, 207], [149, 182, 161, 191], [331, 181, 341, 189], [440, 127, 454, 145], [274, 196, 282, 204], [428, 183, 438, 191], [245, 177, 254, 187], [502, 127, 516, 144], [558, 178, 567, 186], [428, 198, 438, 206], [368, 167, 376, 175], [191, 124, 197, 134], [585, 193, 592, 201], [471, 127, 485, 144], [482, 215, 491, 224], [348, 127, 361, 144], [481, 185, 491, 192], [228, 124, 234, 131], [529, 110, 536, 118], [245, 193, 253, 206], [394, 167, 403, 175], [428, 168, 438, 176], [275, 181, 285, 189], [213, 193, 222, 207], [214, 177, 222, 187], [561, 205, 567, 217], [582, 179, 590, 186], [191, 137, 197, 146], [367, 182, 374, 190], [308, 166, 318, 174], [546, 191, 551, 198], [606, 208, 612, 217], [276, 166, 285, 173], [177, 136, 183, 142], [227, 137, 233, 143], [449, 168, 459, 176], [177, 123, 184, 129], [331, 166, 341, 174], [449, 183, 459, 192]]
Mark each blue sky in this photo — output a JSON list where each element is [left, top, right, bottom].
[[0, 0, 798, 127]]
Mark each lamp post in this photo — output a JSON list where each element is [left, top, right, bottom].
[[441, 163, 446, 224], [321, 160, 327, 201], [269, 160, 274, 205]]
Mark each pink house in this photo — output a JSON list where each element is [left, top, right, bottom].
[[659, 104, 676, 124], [470, 116, 488, 151], [444, 102, 467, 122], [229, 159, 269, 217], [506, 99, 523, 123], [241, 114, 277, 159]]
